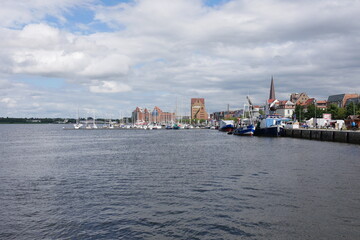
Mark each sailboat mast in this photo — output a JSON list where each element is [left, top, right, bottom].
[[76, 108, 79, 124]]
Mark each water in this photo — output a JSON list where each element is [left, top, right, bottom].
[[0, 124, 359, 240]]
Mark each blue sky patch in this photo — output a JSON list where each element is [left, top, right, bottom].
[[17, 76, 65, 89], [203, 0, 231, 7], [100, 0, 134, 6]]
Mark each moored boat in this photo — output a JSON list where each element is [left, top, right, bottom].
[[219, 120, 235, 132], [74, 109, 83, 129], [233, 124, 255, 136], [233, 96, 256, 136], [173, 123, 180, 129], [254, 115, 288, 137]]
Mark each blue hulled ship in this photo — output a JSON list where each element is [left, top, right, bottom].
[[254, 115, 289, 137]]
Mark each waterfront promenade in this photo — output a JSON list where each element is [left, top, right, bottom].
[[284, 128, 360, 144]]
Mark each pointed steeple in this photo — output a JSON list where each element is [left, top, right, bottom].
[[269, 76, 275, 100]]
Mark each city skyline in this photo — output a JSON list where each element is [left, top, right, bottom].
[[1, 0, 360, 118]]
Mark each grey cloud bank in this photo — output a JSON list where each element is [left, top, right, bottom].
[[0, 0, 359, 117]]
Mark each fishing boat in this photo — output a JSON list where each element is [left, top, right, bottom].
[[233, 124, 255, 136], [254, 115, 288, 137], [233, 96, 255, 136], [219, 120, 235, 132]]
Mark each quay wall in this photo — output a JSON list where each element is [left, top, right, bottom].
[[283, 129, 360, 144]]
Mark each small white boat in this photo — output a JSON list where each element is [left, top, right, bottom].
[[153, 124, 162, 129], [74, 109, 83, 129]]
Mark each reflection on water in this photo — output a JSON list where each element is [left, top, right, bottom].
[[0, 124, 359, 239]]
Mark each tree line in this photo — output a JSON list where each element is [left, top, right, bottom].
[[294, 102, 360, 121], [0, 117, 72, 124]]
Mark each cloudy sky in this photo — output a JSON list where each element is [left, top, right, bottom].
[[1, 0, 359, 118]]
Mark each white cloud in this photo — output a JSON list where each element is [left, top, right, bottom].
[[80, 54, 130, 78], [89, 81, 132, 93], [4, 23, 131, 81], [0, 97, 17, 108]]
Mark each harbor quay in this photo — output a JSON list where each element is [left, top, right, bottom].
[[283, 128, 360, 144]]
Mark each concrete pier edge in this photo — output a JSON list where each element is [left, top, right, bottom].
[[283, 129, 360, 144]]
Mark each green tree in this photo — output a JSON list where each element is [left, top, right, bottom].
[[336, 107, 347, 119], [326, 104, 339, 119], [304, 104, 324, 120], [346, 102, 360, 117], [294, 105, 305, 121]]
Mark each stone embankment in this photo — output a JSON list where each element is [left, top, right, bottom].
[[283, 129, 360, 144]]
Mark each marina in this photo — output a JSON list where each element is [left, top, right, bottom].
[[1, 1, 360, 239]]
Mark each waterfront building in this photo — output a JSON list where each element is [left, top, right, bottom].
[[345, 96, 360, 106], [290, 92, 310, 105], [290, 91, 327, 112], [144, 108, 150, 122], [191, 98, 208, 120], [211, 110, 242, 121], [327, 94, 359, 108], [132, 106, 175, 124], [132, 107, 147, 124], [316, 100, 327, 110], [152, 106, 161, 123], [152, 106, 175, 123], [300, 98, 327, 111], [275, 100, 295, 118]]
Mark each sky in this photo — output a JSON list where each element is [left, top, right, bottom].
[[0, 0, 360, 118]]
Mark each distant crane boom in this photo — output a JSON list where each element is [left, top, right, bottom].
[[246, 96, 253, 110]]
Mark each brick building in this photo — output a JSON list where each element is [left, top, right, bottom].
[[132, 106, 175, 124], [290, 92, 310, 105], [191, 98, 208, 120], [327, 94, 359, 108]]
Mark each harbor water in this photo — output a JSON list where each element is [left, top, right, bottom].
[[0, 124, 359, 239]]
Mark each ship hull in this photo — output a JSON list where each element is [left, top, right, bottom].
[[233, 125, 255, 136], [219, 125, 235, 132], [254, 125, 284, 137]]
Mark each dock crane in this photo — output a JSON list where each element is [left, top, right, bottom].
[[246, 95, 254, 123]]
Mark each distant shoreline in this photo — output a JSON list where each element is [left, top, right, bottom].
[[0, 118, 73, 124], [0, 122, 66, 124]]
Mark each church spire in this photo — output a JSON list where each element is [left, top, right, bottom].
[[269, 76, 275, 100]]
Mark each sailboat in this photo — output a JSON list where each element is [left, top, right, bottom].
[[74, 109, 83, 129], [92, 111, 98, 129], [233, 96, 255, 136]]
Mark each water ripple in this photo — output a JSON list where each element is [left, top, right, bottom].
[[0, 125, 360, 239]]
